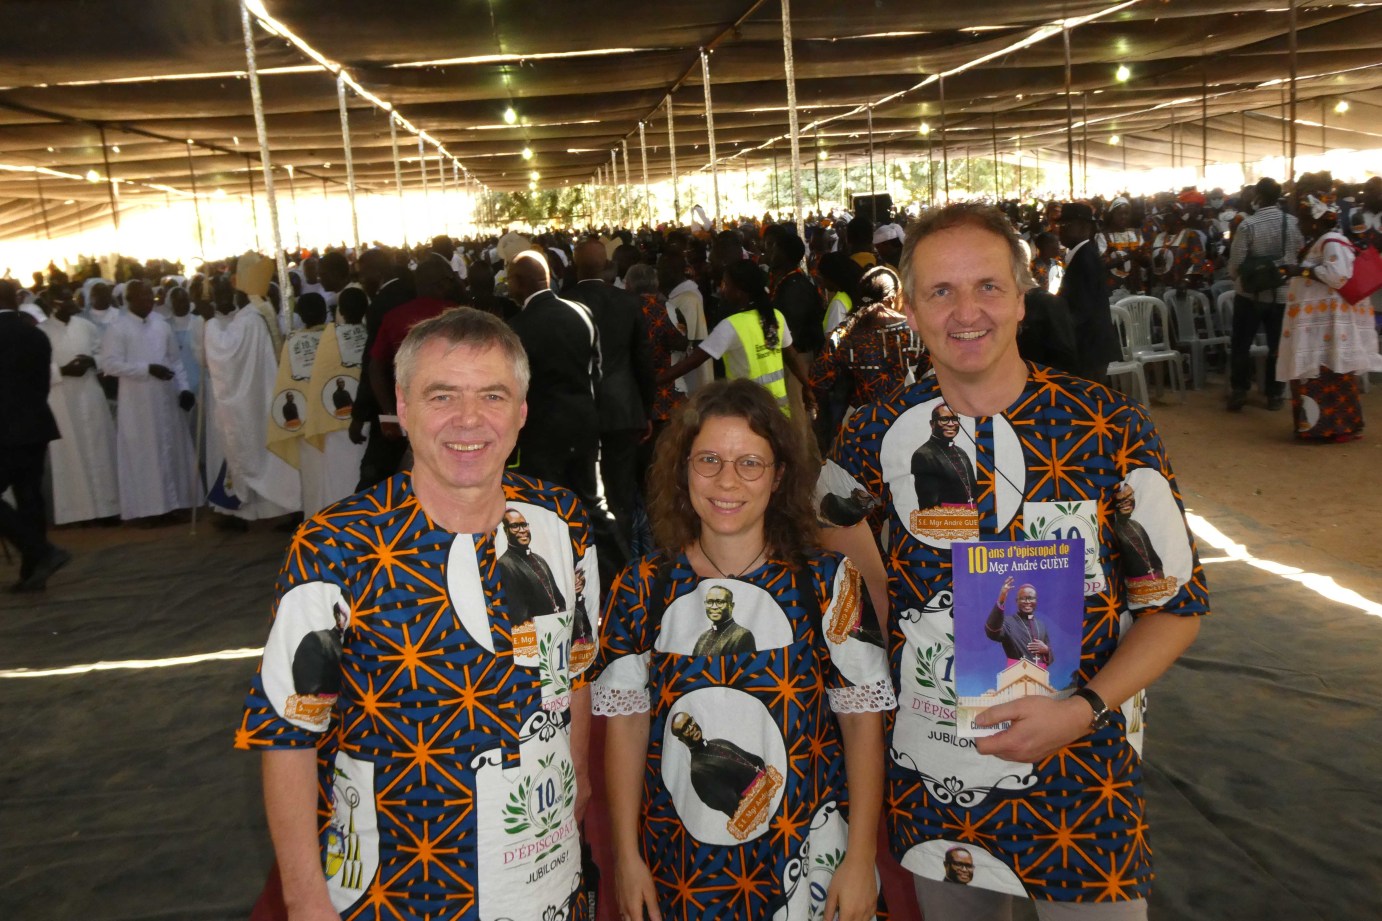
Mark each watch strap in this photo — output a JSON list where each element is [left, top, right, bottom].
[[1072, 687, 1110, 729]]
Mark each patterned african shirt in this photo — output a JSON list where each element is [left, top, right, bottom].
[[1030, 257, 1063, 294], [638, 292, 689, 423], [818, 365, 1210, 902], [1151, 229, 1209, 286], [236, 472, 598, 921], [589, 551, 894, 920], [809, 314, 926, 411], [1096, 230, 1146, 293]]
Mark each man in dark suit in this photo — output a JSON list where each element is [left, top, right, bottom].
[[507, 251, 623, 584], [0, 280, 70, 591], [349, 248, 417, 490], [1057, 202, 1121, 383], [565, 239, 654, 558]]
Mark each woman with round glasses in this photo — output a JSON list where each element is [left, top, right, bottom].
[[590, 379, 892, 921]]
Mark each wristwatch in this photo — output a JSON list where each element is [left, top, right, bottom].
[[1071, 687, 1112, 731]]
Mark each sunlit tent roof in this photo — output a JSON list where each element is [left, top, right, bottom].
[[2, 0, 1381, 242]]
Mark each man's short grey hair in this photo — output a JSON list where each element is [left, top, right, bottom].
[[899, 203, 1035, 305], [623, 263, 659, 296], [394, 306, 530, 397]]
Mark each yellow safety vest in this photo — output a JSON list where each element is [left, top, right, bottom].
[[824, 291, 853, 332], [727, 309, 790, 416]]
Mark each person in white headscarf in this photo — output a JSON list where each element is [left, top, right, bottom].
[[1276, 194, 1382, 442], [1096, 196, 1146, 295]]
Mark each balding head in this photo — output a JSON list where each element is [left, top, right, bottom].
[[574, 239, 608, 281], [506, 250, 550, 303]]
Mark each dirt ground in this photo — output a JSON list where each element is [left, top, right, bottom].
[[1142, 371, 1382, 599]]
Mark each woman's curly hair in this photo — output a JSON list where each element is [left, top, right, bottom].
[[646, 379, 819, 566]]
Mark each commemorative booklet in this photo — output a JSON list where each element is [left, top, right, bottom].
[[951, 539, 1085, 739]]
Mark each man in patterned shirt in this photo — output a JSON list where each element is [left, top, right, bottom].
[[237, 308, 597, 921], [819, 203, 1208, 920]]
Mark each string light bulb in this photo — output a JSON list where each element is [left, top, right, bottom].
[[1115, 65, 1131, 82], [503, 107, 518, 124]]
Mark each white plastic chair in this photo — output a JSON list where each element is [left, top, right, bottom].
[[1113, 295, 1185, 399], [1108, 304, 1150, 405], [1216, 290, 1269, 390], [1165, 289, 1229, 389]]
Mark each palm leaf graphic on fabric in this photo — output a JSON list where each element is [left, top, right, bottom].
[[915, 642, 957, 727], [538, 621, 572, 693], [815, 848, 845, 872], [503, 754, 577, 840]]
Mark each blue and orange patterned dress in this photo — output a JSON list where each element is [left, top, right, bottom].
[[591, 551, 894, 920]]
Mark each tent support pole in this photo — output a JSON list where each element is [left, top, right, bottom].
[[1082, 93, 1089, 198], [390, 117, 406, 247], [286, 164, 300, 252], [336, 76, 361, 253], [185, 141, 206, 258], [939, 77, 950, 202], [621, 139, 631, 227], [239, 0, 289, 305], [700, 48, 721, 227], [639, 121, 651, 226], [867, 105, 876, 212], [611, 149, 620, 228], [667, 99, 680, 222], [1063, 25, 1075, 200], [1288, 0, 1299, 186], [928, 141, 935, 207], [98, 126, 120, 233], [773, 142, 780, 212], [1201, 63, 1209, 178], [813, 128, 821, 214], [438, 155, 448, 236], [34, 173, 52, 241], [781, 0, 803, 235], [418, 136, 430, 234], [245, 156, 261, 251], [1241, 111, 1248, 181], [992, 114, 1001, 201]]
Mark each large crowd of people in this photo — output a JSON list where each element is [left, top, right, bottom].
[[2, 172, 1379, 919]]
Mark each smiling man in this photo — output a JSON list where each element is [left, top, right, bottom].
[[237, 307, 598, 921], [818, 203, 1209, 920]]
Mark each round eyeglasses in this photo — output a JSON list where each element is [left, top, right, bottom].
[[689, 451, 776, 481]]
